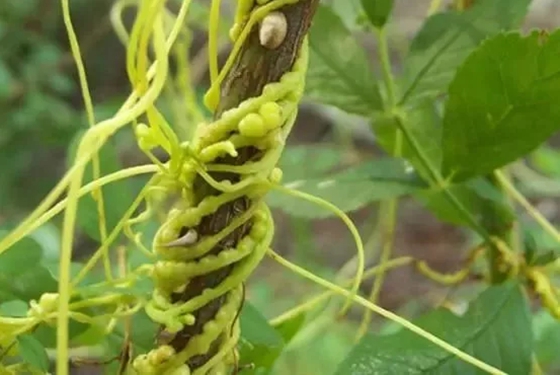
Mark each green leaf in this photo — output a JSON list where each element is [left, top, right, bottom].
[[17, 334, 50, 372], [360, 0, 394, 29], [442, 30, 560, 181], [0, 300, 28, 317], [29, 223, 61, 263], [274, 313, 306, 345], [43, 260, 102, 287], [522, 223, 560, 266], [336, 282, 532, 375], [0, 232, 43, 276], [239, 302, 284, 374], [267, 148, 426, 218], [4, 0, 39, 19], [47, 72, 75, 95], [533, 310, 560, 368], [68, 134, 135, 242], [323, 0, 363, 31], [104, 310, 158, 360], [399, 0, 531, 106], [0, 265, 58, 302], [33, 305, 93, 348], [418, 177, 514, 231], [374, 99, 442, 181], [306, 5, 383, 117], [530, 146, 560, 177], [0, 230, 58, 302], [274, 145, 345, 182]]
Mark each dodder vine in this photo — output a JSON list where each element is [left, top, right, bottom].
[[132, 1, 319, 373]]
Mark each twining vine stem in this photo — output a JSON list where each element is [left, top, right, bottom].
[[356, 24, 402, 341], [160, 0, 320, 370]]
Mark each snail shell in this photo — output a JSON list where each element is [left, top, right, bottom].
[[259, 11, 288, 49]]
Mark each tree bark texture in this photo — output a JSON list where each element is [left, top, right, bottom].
[[159, 0, 321, 370]]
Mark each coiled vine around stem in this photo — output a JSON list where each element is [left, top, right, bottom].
[[131, 4, 313, 374]]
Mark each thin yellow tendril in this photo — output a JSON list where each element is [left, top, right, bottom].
[[56, 9, 173, 372], [268, 249, 507, 375], [271, 184, 364, 318], [0, 165, 156, 259], [270, 256, 414, 326], [495, 170, 560, 247], [61, 0, 110, 281], [356, 197, 399, 341], [110, 0, 137, 44], [0, 0, 192, 259], [208, 0, 222, 84], [72, 178, 155, 287], [427, 0, 444, 16], [416, 260, 471, 285], [126, 0, 156, 92]]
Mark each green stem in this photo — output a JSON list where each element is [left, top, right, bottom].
[[427, 0, 444, 16], [391, 114, 517, 282], [355, 26, 402, 340], [496, 170, 560, 245], [496, 169, 521, 255], [483, 171, 517, 282], [513, 162, 560, 197], [356, 190, 399, 340], [377, 27, 397, 108], [532, 354, 544, 375], [269, 249, 507, 375], [393, 115, 490, 240], [269, 257, 413, 326]]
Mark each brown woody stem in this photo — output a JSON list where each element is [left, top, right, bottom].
[[159, 0, 320, 370]]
